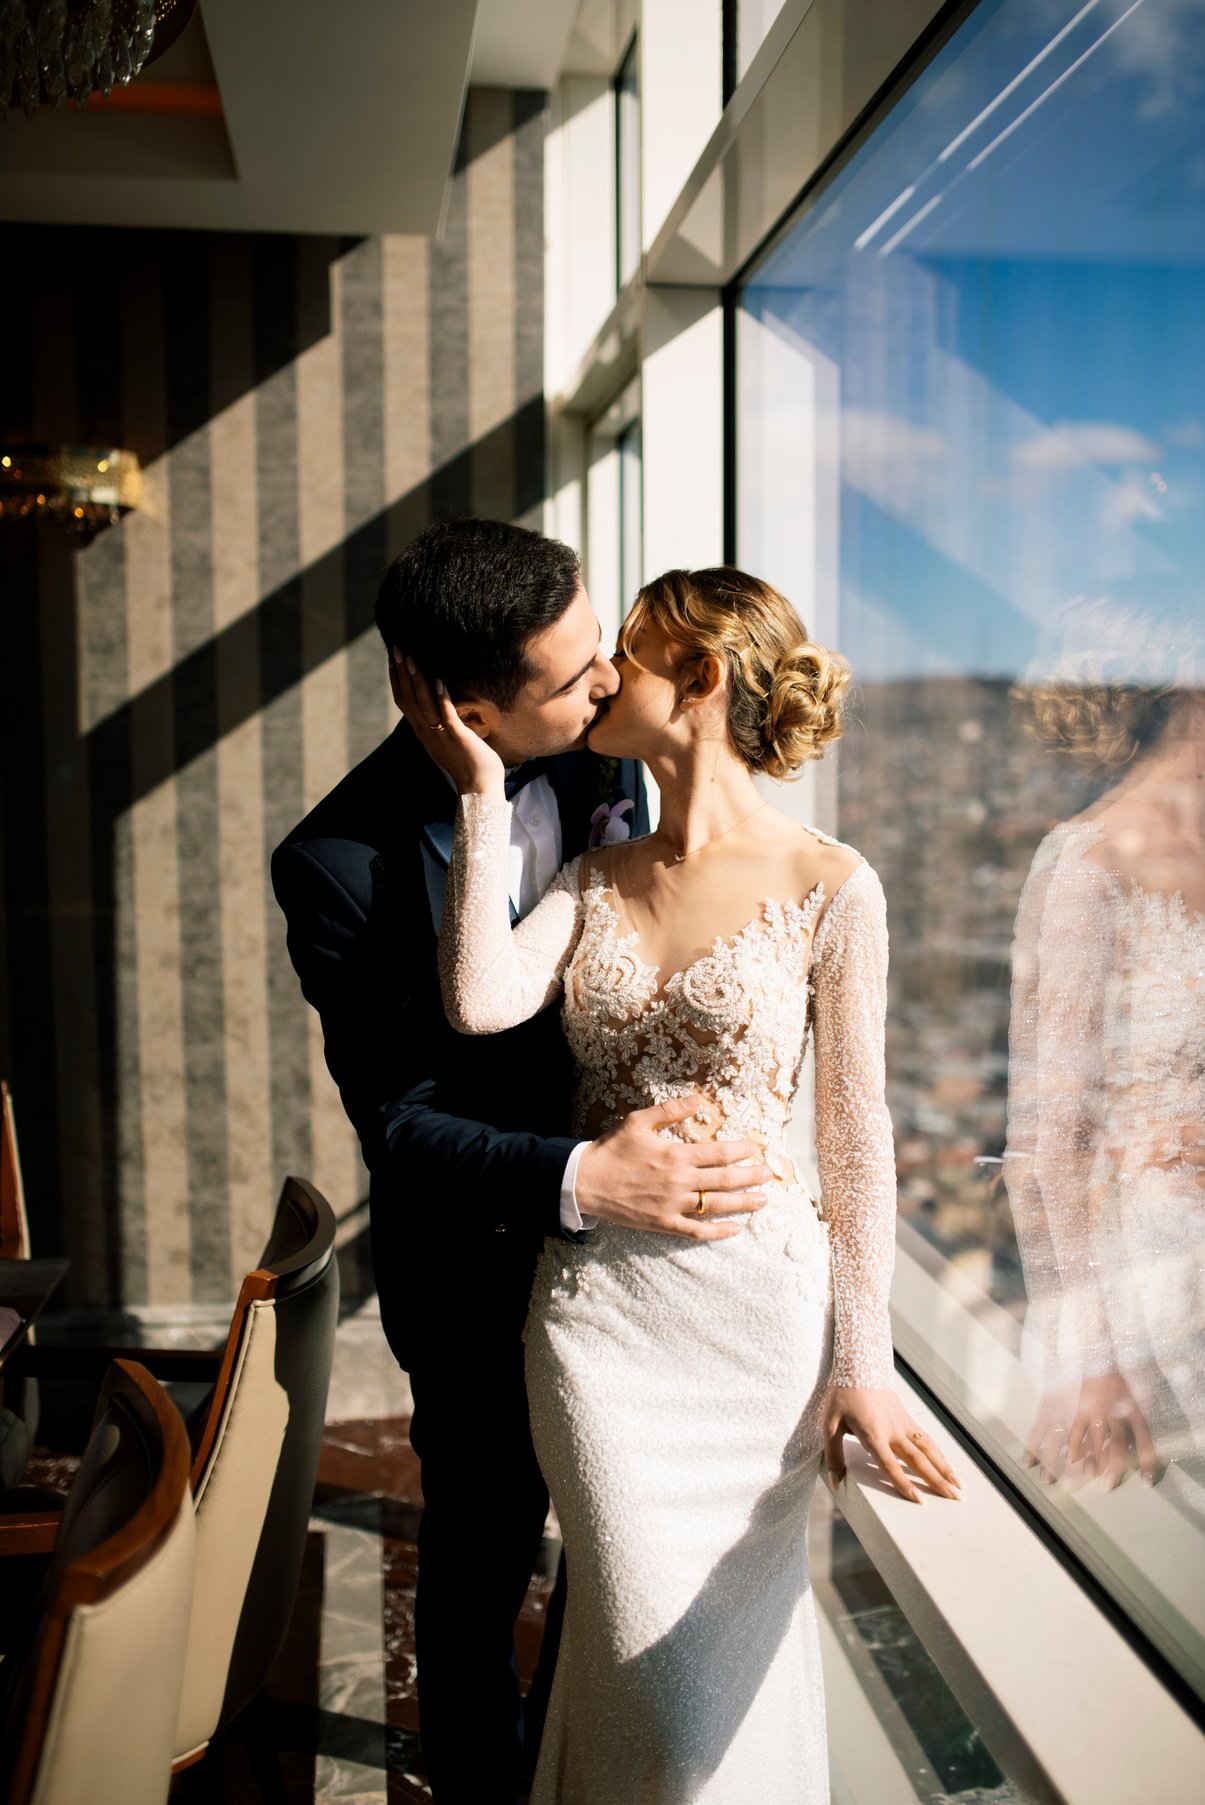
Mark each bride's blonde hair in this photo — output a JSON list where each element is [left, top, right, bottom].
[[618, 567, 850, 779]]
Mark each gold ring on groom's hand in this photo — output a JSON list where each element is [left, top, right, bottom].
[[431, 721, 445, 732], [696, 1192, 707, 1217]]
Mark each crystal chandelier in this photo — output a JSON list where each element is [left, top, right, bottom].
[[0, 446, 142, 536], [0, 0, 195, 123]]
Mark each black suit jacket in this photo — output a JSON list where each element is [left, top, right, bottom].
[[271, 724, 648, 1369]]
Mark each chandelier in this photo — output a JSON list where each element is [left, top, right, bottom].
[[0, 446, 142, 536], [0, 0, 196, 123]]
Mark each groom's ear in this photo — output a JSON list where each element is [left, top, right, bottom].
[[456, 696, 499, 743], [388, 646, 406, 713]]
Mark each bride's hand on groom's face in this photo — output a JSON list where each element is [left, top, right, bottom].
[[823, 1387, 962, 1504], [390, 649, 506, 798]]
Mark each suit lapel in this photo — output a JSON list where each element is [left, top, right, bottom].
[[550, 753, 646, 858], [549, 753, 597, 858], [418, 819, 454, 933], [385, 725, 458, 935]]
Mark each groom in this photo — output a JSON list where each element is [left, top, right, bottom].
[[272, 519, 769, 1802]]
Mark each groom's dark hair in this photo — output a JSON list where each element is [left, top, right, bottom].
[[376, 518, 582, 709]]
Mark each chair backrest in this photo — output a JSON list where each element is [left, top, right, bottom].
[[174, 1175, 339, 1762], [0, 1080, 39, 1493], [1, 1079, 30, 1261], [4, 1360, 195, 1805]]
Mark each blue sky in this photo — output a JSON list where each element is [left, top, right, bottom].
[[742, 0, 1205, 681]]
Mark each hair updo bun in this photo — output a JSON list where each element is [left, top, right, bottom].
[[619, 567, 851, 779], [1010, 585, 1203, 770], [761, 640, 851, 778]]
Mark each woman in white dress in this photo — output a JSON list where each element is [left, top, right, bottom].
[[400, 567, 961, 1803], [1005, 588, 1205, 1498]]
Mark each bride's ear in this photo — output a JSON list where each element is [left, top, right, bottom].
[[678, 652, 725, 707]]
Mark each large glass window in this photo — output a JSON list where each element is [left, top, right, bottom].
[[731, 0, 785, 85], [739, 0, 1205, 1698], [586, 378, 642, 647], [615, 32, 641, 291]]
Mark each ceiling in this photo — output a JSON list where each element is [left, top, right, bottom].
[[0, 0, 581, 236]]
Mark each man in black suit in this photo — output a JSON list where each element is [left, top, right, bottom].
[[271, 519, 769, 1802]]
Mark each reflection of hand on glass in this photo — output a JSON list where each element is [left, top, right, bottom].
[[1025, 1373, 1160, 1491]]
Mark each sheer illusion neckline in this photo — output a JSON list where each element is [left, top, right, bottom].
[[587, 870, 826, 1004], [1056, 816, 1205, 926]]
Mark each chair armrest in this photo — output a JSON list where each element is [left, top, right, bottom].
[[14, 1345, 223, 1383], [0, 1511, 60, 1555]]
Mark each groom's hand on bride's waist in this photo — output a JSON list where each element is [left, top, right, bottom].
[[574, 1095, 769, 1242]]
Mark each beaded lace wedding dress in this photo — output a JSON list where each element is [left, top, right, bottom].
[[439, 795, 897, 1804]]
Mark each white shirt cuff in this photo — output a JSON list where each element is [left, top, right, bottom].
[[559, 1141, 597, 1234]]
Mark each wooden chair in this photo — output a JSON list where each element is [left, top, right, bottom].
[[1, 1079, 29, 1260], [14, 1175, 340, 1767], [0, 1359, 195, 1805], [173, 1173, 339, 1765], [1, 1079, 39, 1493]]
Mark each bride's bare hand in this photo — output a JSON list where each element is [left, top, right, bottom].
[[390, 648, 505, 798], [823, 1386, 961, 1503]]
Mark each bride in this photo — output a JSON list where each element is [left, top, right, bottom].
[[399, 566, 960, 1802]]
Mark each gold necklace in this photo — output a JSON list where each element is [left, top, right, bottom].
[[656, 799, 770, 864]]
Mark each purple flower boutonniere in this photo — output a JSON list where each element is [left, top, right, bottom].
[[588, 754, 634, 847], [589, 798, 635, 847]]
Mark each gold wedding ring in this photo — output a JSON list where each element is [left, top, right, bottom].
[[696, 1191, 707, 1217], [431, 721, 445, 732]]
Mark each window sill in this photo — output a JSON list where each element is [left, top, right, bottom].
[[834, 1369, 1205, 1803]]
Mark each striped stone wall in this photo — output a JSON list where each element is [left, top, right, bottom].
[[0, 90, 546, 1311]]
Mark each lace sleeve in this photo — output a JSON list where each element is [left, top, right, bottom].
[[1007, 843, 1120, 1382], [439, 793, 585, 1034], [810, 861, 897, 1389]]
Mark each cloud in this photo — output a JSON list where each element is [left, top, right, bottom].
[[1013, 420, 1161, 472], [1106, 0, 1205, 120], [1099, 476, 1164, 533], [839, 408, 947, 469]]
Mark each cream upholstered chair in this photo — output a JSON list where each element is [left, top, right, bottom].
[[172, 1174, 338, 1766], [6, 1175, 339, 1767], [0, 1358, 195, 1805]]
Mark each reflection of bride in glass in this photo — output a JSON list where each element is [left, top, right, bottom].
[[1005, 584, 1204, 1502]]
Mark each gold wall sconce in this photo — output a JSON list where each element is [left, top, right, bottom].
[[0, 445, 141, 536]]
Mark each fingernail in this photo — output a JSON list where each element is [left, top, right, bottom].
[[436, 678, 448, 696], [390, 646, 402, 665], [405, 655, 416, 674], [1141, 1470, 1156, 1487]]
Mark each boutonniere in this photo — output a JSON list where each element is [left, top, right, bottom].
[[589, 798, 635, 847], [589, 756, 634, 846]]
